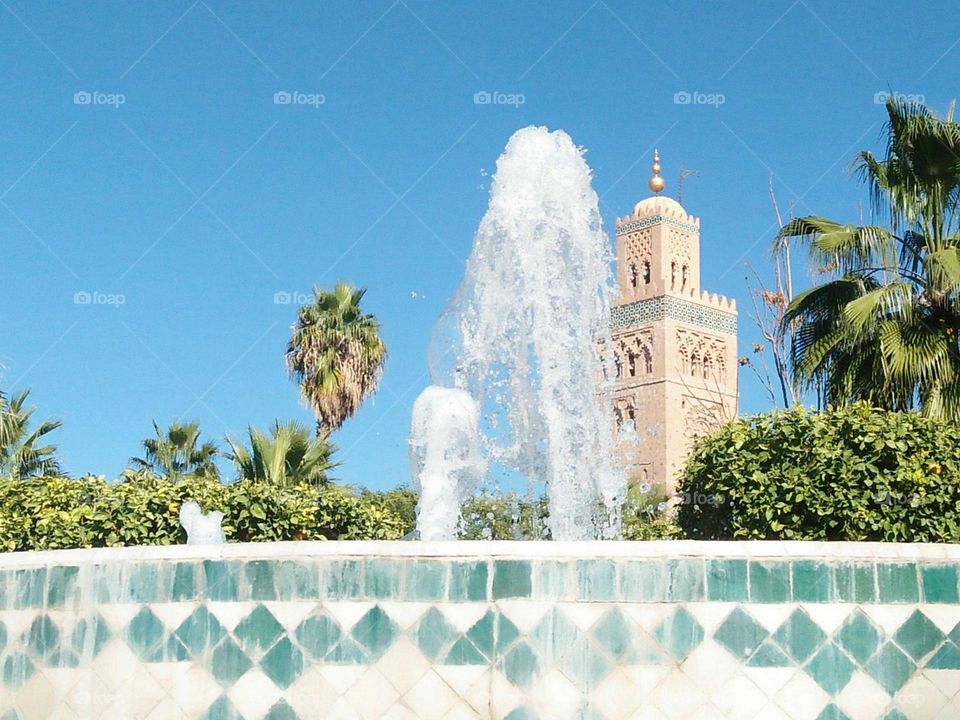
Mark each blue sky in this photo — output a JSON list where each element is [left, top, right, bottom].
[[0, 0, 956, 489]]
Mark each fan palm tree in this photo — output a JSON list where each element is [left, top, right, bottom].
[[286, 283, 388, 437], [130, 420, 220, 480], [0, 388, 62, 480], [776, 99, 960, 418], [226, 420, 337, 487]]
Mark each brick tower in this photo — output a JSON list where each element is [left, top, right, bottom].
[[611, 151, 738, 493]]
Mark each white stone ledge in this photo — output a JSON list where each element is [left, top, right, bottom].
[[1, 539, 960, 569]]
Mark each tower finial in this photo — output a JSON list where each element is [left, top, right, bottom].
[[648, 149, 665, 194]]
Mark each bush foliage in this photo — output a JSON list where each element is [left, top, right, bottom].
[[678, 404, 960, 542], [0, 470, 406, 552]]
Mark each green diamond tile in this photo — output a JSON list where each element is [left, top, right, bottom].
[[865, 642, 915, 694], [245, 561, 278, 601], [834, 610, 882, 664], [203, 695, 244, 720], [928, 641, 960, 669], [0, 711, 23, 720], [364, 559, 402, 600], [654, 607, 704, 661], [880, 712, 908, 720], [877, 563, 919, 603], [792, 561, 833, 602], [160, 634, 191, 662], [499, 641, 540, 688], [816, 704, 852, 720], [618, 560, 664, 601], [1, 653, 34, 689], [576, 560, 617, 601], [124, 563, 160, 603], [714, 607, 768, 659], [261, 637, 304, 689], [707, 559, 748, 601], [444, 636, 487, 664], [804, 643, 855, 695], [893, 610, 945, 661], [325, 560, 363, 599], [210, 638, 253, 687], [170, 563, 198, 601], [558, 638, 611, 691], [666, 559, 705, 601], [275, 561, 319, 601], [833, 563, 876, 603], [750, 561, 790, 602], [773, 609, 827, 663], [0, 622, 6, 652], [45, 565, 79, 608], [572, 703, 605, 720], [496, 612, 521, 653], [503, 707, 539, 720], [493, 560, 532, 599], [14, 568, 46, 609], [921, 564, 960, 603], [406, 560, 447, 601], [124, 607, 165, 659], [951, 622, 960, 645], [264, 699, 300, 720], [350, 606, 398, 660], [535, 560, 571, 598], [325, 637, 368, 664], [592, 608, 636, 661], [234, 605, 283, 654], [466, 611, 496, 658], [203, 561, 240, 602], [174, 606, 226, 656], [23, 615, 59, 658], [530, 609, 582, 659], [448, 561, 488, 602], [746, 640, 792, 667], [412, 608, 459, 661], [69, 614, 111, 657], [295, 613, 342, 660]]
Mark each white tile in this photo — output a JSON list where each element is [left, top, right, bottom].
[[434, 665, 488, 697], [741, 667, 796, 698], [227, 668, 283, 720], [834, 671, 890, 720], [650, 668, 707, 719], [773, 672, 830, 720], [898, 674, 949, 720], [709, 672, 767, 720], [529, 669, 584, 719], [436, 603, 489, 633], [933, 698, 960, 720], [441, 701, 482, 720], [495, 601, 549, 633], [343, 667, 400, 720], [381, 703, 420, 720], [286, 666, 340, 718], [207, 601, 254, 632], [97, 603, 142, 634], [592, 669, 643, 718], [621, 603, 673, 633], [621, 665, 672, 695], [861, 605, 917, 635], [462, 670, 492, 714], [319, 666, 366, 694], [326, 697, 363, 720], [376, 637, 431, 694], [747, 604, 797, 634], [12, 669, 57, 719], [150, 602, 197, 631], [403, 669, 461, 720], [924, 669, 960, 700], [753, 702, 792, 720], [166, 664, 222, 718], [325, 601, 376, 630], [145, 697, 189, 720], [680, 639, 740, 694], [918, 606, 960, 635], [803, 604, 854, 635], [262, 601, 318, 631], [488, 669, 523, 719], [558, 602, 609, 632], [378, 601, 431, 630], [683, 602, 737, 635]]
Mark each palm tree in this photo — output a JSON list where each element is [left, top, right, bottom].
[[130, 420, 220, 480], [286, 283, 388, 437], [0, 388, 62, 480], [776, 99, 960, 418], [226, 420, 337, 487]]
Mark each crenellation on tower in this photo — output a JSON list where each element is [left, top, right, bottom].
[[611, 151, 738, 493]]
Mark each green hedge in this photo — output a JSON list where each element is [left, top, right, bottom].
[[678, 404, 960, 542], [0, 471, 406, 551]]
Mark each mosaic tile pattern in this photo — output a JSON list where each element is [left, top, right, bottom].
[[611, 295, 737, 334], [1, 552, 959, 718]]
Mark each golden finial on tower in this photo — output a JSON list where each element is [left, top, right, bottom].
[[648, 149, 666, 194]]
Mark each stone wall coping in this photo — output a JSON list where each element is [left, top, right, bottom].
[[2, 539, 960, 568]]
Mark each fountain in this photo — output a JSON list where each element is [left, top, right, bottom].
[[411, 126, 625, 541]]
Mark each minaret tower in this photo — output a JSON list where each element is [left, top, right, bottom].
[[611, 151, 738, 493]]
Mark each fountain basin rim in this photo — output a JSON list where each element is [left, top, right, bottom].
[[2, 539, 959, 569]]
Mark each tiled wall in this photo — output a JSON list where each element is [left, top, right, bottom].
[[0, 542, 959, 719]]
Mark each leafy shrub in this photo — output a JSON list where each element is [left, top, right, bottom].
[[0, 470, 406, 552], [678, 404, 960, 542]]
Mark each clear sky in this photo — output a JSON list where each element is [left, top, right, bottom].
[[0, 1, 956, 489]]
